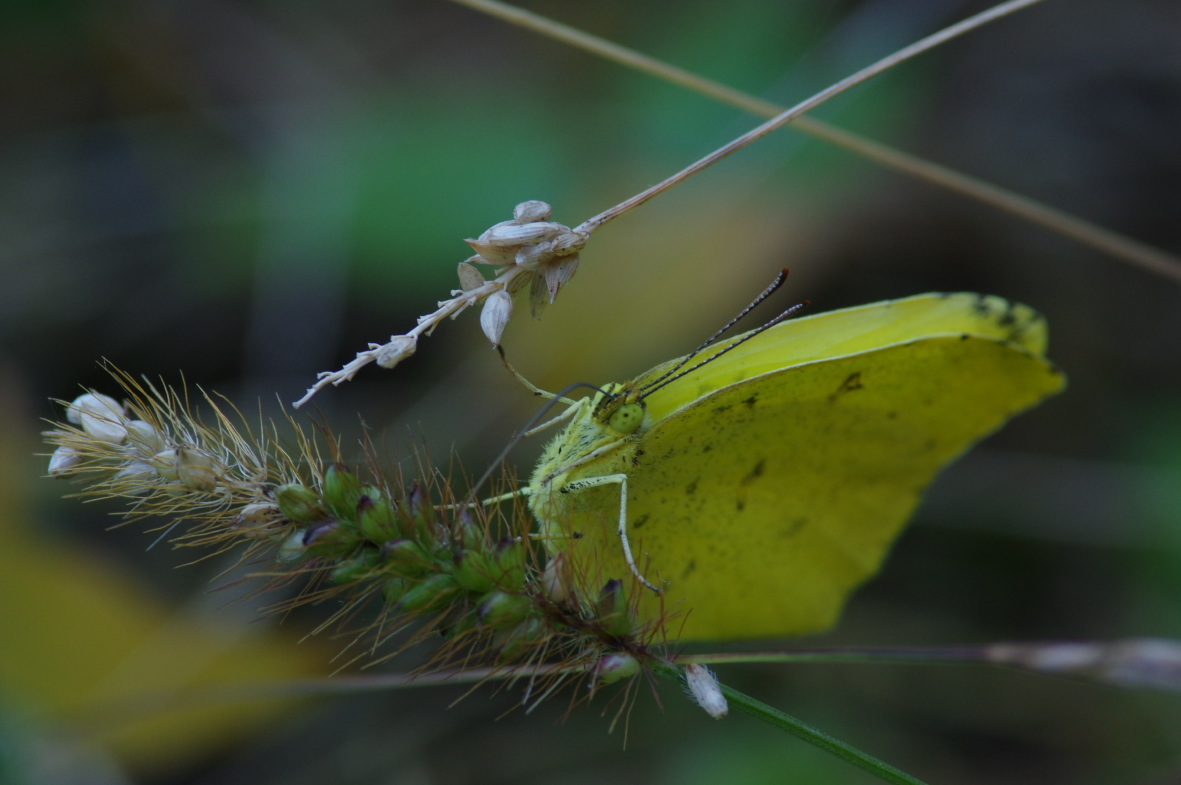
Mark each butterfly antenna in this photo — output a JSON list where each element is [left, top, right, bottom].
[[640, 299, 810, 400], [642, 267, 807, 391], [637, 269, 791, 394]]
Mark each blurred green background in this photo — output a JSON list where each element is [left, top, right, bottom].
[[3, 0, 1181, 783]]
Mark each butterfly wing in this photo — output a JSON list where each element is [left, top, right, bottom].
[[637, 293, 1048, 423], [560, 329, 1063, 641]]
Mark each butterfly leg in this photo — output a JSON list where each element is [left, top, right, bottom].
[[564, 472, 663, 595]]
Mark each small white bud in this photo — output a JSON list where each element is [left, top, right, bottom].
[[151, 449, 179, 480], [68, 392, 128, 444], [465, 238, 518, 266], [376, 335, 417, 369], [547, 229, 587, 255], [512, 200, 552, 223], [125, 420, 165, 455], [456, 261, 486, 292], [540, 552, 573, 604], [514, 242, 548, 271], [48, 445, 82, 476], [542, 254, 580, 301], [236, 502, 281, 529], [114, 461, 157, 481], [66, 392, 122, 423], [480, 289, 513, 345], [684, 664, 729, 719], [596, 652, 640, 684], [480, 221, 566, 248], [176, 447, 217, 491], [277, 529, 308, 562]]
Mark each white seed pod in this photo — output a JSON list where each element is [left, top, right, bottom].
[[512, 200, 552, 223], [376, 334, 417, 369], [465, 240, 517, 266], [68, 392, 128, 444], [477, 220, 566, 248], [48, 445, 82, 476], [547, 229, 588, 255], [514, 242, 548, 271], [456, 261, 486, 292], [277, 529, 308, 562], [66, 392, 121, 424], [236, 502, 281, 529], [113, 461, 158, 481], [684, 664, 729, 719], [542, 254, 580, 301], [540, 552, 572, 604], [176, 447, 217, 491], [479, 289, 513, 345], [124, 419, 165, 456], [151, 449, 180, 480], [596, 652, 640, 685]]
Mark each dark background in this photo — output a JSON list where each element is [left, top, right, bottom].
[[3, 1, 1181, 783]]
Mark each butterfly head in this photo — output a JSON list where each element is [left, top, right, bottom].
[[591, 382, 647, 437]]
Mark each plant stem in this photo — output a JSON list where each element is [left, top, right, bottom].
[[653, 662, 930, 785]]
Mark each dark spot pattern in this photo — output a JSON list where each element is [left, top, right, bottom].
[[828, 372, 864, 403], [779, 517, 808, 539], [741, 459, 766, 485]]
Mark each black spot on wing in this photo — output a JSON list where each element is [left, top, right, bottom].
[[682, 559, 697, 579], [998, 302, 1019, 329], [828, 372, 864, 403], [685, 478, 698, 495], [742, 394, 758, 408], [779, 517, 808, 539], [633, 513, 650, 530], [741, 459, 766, 486]]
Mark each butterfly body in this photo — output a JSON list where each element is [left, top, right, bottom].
[[528, 293, 1065, 641]]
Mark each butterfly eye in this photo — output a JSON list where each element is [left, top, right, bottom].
[[608, 403, 644, 435]]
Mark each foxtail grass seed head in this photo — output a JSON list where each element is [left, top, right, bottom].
[[45, 371, 666, 708]]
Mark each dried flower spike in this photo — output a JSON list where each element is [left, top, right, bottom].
[[46, 371, 668, 707], [295, 201, 588, 407]]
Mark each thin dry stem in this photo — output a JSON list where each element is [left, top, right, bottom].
[[454, 0, 1181, 283]]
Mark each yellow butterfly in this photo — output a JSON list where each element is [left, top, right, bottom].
[[527, 292, 1065, 641]]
